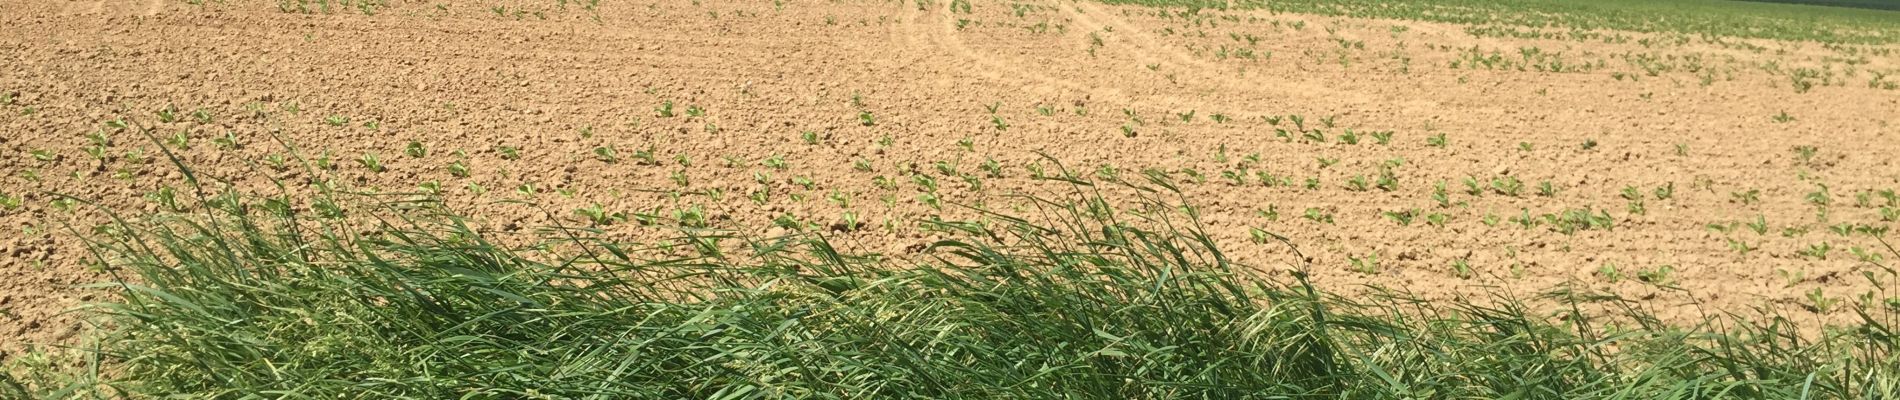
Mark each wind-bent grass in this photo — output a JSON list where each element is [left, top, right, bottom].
[[6, 168, 1900, 398]]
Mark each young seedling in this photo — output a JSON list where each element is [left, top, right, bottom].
[[358, 153, 385, 173], [405, 141, 428, 158], [1339, 130, 1360, 145], [314, 150, 335, 170], [1370, 131, 1393, 145], [1807, 184, 1832, 207], [446, 160, 469, 178], [1432, 181, 1452, 207], [1807, 288, 1838, 313], [1595, 263, 1623, 283], [1375, 169, 1399, 192], [1793, 146, 1818, 165], [263, 153, 289, 171], [1799, 242, 1832, 260], [1636, 265, 1675, 286], [1345, 175, 1369, 192], [1382, 209, 1418, 226], [156, 106, 179, 123], [1350, 251, 1381, 274], [1653, 183, 1675, 200], [575, 203, 626, 226], [167, 130, 191, 150], [670, 170, 691, 187], [1302, 207, 1334, 224], [213, 131, 240, 149], [1491, 176, 1523, 197], [1302, 130, 1326, 143], [594, 146, 619, 163], [632, 147, 658, 165], [0, 192, 22, 212], [1256, 205, 1280, 221]]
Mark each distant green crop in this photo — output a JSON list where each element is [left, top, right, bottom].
[[1103, 0, 1900, 45]]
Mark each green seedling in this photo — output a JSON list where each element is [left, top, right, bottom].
[[1350, 251, 1381, 274], [1369, 131, 1394, 145], [447, 161, 469, 178], [357, 153, 385, 173], [575, 203, 626, 226], [632, 147, 658, 165], [405, 141, 428, 158], [1794, 146, 1819, 165], [671, 170, 690, 187], [1491, 176, 1524, 197], [1451, 259, 1473, 279], [594, 146, 619, 163]]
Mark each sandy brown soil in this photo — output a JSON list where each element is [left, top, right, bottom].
[[2, 0, 1898, 354]]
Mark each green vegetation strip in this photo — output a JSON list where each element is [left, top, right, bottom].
[[5, 170, 1900, 398], [1102, 0, 1900, 45]]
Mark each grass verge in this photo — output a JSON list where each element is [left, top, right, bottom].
[[5, 163, 1900, 398]]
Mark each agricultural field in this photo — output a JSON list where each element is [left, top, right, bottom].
[[2, 0, 1899, 396]]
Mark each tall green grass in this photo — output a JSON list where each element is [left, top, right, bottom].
[[6, 165, 1900, 398]]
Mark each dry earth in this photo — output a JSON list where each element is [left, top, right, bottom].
[[2, 0, 1898, 355]]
